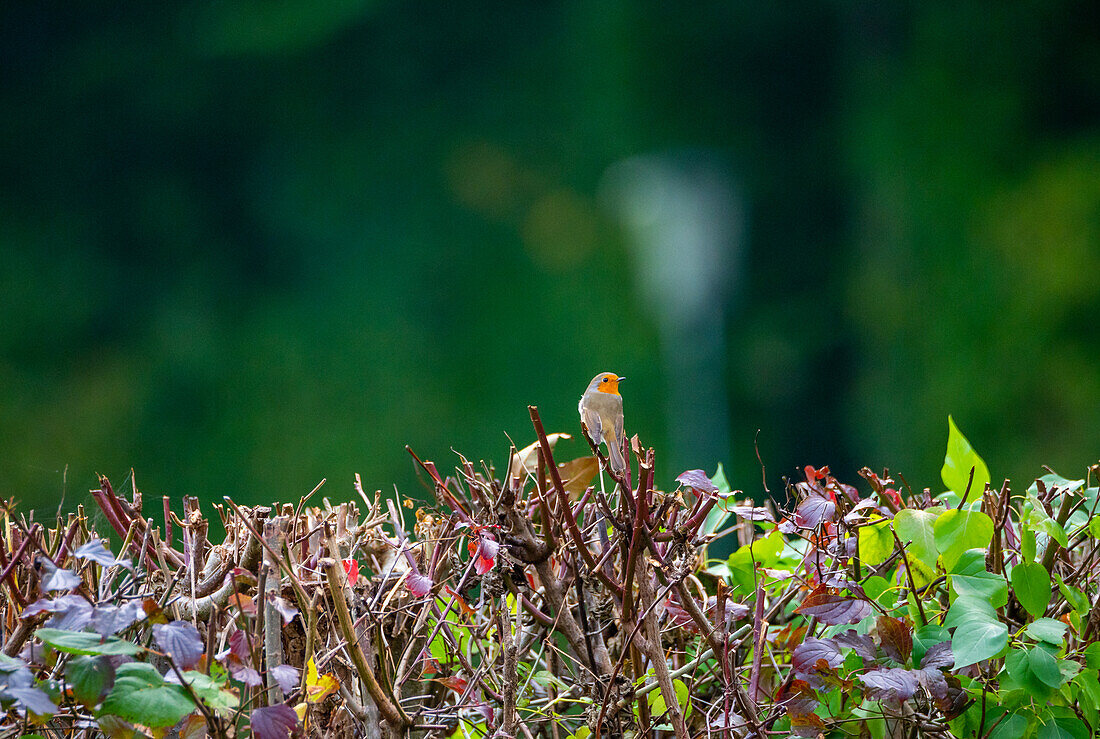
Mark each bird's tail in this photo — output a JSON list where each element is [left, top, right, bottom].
[[607, 438, 627, 475]]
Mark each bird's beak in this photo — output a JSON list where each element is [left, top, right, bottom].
[[617, 376, 626, 382]]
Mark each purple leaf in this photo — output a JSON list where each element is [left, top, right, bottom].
[[920, 641, 954, 670], [229, 657, 263, 687], [74, 540, 133, 571], [153, 622, 204, 669], [795, 591, 872, 625], [42, 568, 82, 593], [270, 664, 299, 694], [676, 470, 719, 495], [8, 686, 58, 716], [23, 595, 93, 631], [791, 638, 843, 677], [268, 596, 299, 625], [90, 601, 145, 636], [858, 668, 920, 702], [731, 505, 775, 522], [834, 630, 876, 660], [251, 704, 298, 739], [794, 494, 836, 528], [916, 668, 949, 700]]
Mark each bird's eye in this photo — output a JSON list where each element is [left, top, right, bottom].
[[601, 377, 608, 383]]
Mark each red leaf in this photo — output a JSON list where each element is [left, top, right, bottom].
[[435, 674, 468, 694], [775, 679, 818, 715], [790, 711, 826, 738], [342, 559, 360, 587], [795, 588, 871, 625], [406, 573, 433, 597], [875, 615, 912, 664], [251, 704, 298, 739]]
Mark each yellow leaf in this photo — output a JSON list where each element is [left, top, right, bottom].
[[304, 657, 340, 703]]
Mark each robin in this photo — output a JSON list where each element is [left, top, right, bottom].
[[578, 372, 626, 475]]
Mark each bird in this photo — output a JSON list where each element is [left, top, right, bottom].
[[578, 372, 626, 475]]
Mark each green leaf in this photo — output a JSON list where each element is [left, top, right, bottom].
[[1026, 618, 1068, 646], [1011, 561, 1052, 618], [36, 628, 142, 656], [98, 662, 196, 728], [951, 611, 1007, 668], [912, 624, 950, 668], [65, 655, 115, 708], [989, 711, 1030, 739], [950, 549, 1007, 607], [1038, 707, 1090, 739], [944, 595, 998, 629], [647, 677, 690, 720], [863, 575, 894, 609], [726, 530, 783, 596], [893, 508, 942, 569], [182, 670, 238, 714], [700, 464, 734, 538], [1026, 494, 1070, 548], [1089, 517, 1100, 539], [858, 519, 894, 567], [1005, 647, 1055, 699], [1030, 646, 1064, 688], [1074, 670, 1100, 730], [934, 508, 993, 572], [941, 415, 991, 499], [1085, 643, 1100, 670], [1055, 573, 1090, 614]]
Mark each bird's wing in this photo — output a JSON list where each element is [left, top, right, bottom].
[[581, 405, 603, 445]]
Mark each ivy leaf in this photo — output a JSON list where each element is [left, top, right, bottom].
[[251, 703, 299, 739], [36, 628, 142, 656], [66, 655, 116, 708], [794, 590, 871, 625], [934, 509, 993, 572], [153, 622, 204, 669], [941, 415, 990, 499], [98, 662, 195, 728], [1011, 560, 1052, 618]]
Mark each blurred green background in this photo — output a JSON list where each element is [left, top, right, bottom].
[[3, 2, 1099, 512]]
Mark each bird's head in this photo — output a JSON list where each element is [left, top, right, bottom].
[[588, 372, 624, 395]]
